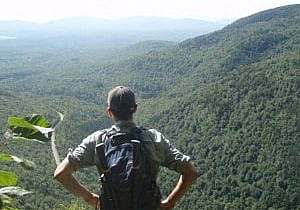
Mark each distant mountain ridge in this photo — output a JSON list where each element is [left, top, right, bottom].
[[0, 16, 231, 42], [180, 4, 299, 50], [230, 4, 300, 27]]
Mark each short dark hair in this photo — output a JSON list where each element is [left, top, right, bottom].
[[107, 86, 136, 120]]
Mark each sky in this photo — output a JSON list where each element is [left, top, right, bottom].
[[0, 0, 299, 23]]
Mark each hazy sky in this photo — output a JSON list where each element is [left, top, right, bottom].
[[1, 0, 299, 22]]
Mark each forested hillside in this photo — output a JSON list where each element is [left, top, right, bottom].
[[0, 4, 299, 210]]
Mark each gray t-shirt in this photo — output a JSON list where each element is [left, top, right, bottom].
[[68, 120, 191, 175]]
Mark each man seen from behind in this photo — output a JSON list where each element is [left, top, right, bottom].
[[54, 86, 198, 210]]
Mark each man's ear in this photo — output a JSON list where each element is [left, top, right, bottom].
[[106, 107, 113, 118], [133, 104, 137, 113]]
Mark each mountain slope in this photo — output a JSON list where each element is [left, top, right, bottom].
[[141, 5, 300, 209], [148, 52, 298, 209]]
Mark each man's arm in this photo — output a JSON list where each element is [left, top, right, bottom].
[[53, 157, 99, 208], [160, 162, 198, 210]]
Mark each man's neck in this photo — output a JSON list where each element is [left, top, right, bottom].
[[113, 119, 136, 131]]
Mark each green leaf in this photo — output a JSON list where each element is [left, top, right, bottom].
[[0, 171, 17, 187], [0, 187, 32, 196], [12, 137, 45, 144], [8, 114, 52, 143], [8, 117, 36, 131], [10, 156, 36, 170], [32, 126, 54, 135], [0, 194, 13, 207], [24, 114, 51, 128], [3, 207, 19, 210], [0, 154, 13, 162], [0, 194, 19, 210], [0, 154, 36, 170]]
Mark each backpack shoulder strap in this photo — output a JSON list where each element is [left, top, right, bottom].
[[95, 128, 115, 174], [130, 126, 146, 141]]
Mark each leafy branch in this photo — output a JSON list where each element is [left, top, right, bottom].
[[0, 112, 64, 209]]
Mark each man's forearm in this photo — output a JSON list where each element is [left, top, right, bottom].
[[166, 173, 196, 206], [54, 158, 94, 203], [165, 162, 198, 208], [56, 173, 93, 202]]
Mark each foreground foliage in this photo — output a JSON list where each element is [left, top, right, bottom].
[[0, 115, 51, 209]]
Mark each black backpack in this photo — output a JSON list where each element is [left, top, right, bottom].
[[95, 127, 161, 210]]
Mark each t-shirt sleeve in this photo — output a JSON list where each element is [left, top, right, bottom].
[[161, 135, 191, 173], [147, 129, 191, 173], [67, 131, 102, 168]]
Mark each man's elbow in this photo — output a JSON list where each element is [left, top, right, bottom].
[[183, 162, 198, 183], [190, 166, 198, 183], [53, 167, 65, 182], [53, 158, 74, 182]]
